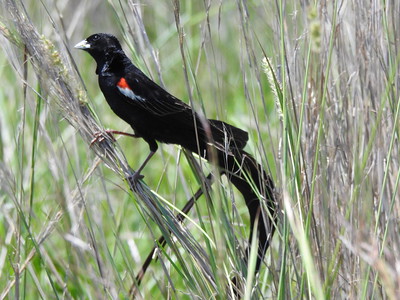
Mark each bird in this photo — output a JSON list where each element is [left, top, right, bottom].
[[75, 33, 276, 287]]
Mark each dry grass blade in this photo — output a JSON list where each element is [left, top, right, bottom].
[[131, 172, 214, 296], [2, 0, 398, 298], [4, 0, 127, 175], [1, 0, 216, 296]]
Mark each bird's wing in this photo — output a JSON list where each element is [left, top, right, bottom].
[[116, 69, 191, 117], [115, 67, 248, 151]]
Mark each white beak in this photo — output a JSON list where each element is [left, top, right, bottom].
[[74, 39, 90, 49]]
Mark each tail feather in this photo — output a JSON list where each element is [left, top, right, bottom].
[[202, 119, 276, 278], [218, 148, 276, 274], [209, 119, 249, 151]]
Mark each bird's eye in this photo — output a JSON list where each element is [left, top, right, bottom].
[[92, 34, 100, 41]]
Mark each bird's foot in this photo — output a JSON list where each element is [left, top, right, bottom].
[[90, 129, 116, 146], [128, 171, 145, 184]]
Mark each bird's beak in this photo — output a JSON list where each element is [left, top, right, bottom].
[[74, 39, 90, 50]]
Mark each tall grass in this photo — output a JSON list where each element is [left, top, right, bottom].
[[0, 0, 399, 299]]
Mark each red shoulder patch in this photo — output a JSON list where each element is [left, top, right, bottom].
[[117, 77, 131, 89]]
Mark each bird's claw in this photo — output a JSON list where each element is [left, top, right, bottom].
[[128, 171, 145, 183], [90, 130, 116, 147]]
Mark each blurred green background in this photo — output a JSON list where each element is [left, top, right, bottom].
[[1, 0, 399, 299]]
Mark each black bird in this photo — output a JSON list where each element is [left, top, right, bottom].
[[75, 33, 276, 284]]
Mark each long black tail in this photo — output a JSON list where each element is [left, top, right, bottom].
[[203, 119, 276, 275], [217, 148, 276, 274]]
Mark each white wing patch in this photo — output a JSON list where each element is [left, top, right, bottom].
[[117, 86, 145, 102]]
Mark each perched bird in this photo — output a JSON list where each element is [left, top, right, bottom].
[[75, 33, 276, 284]]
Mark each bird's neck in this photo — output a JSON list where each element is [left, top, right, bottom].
[[96, 50, 131, 75]]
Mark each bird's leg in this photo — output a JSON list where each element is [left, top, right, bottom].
[[130, 172, 214, 296], [90, 129, 138, 146], [104, 130, 138, 138], [128, 150, 156, 182]]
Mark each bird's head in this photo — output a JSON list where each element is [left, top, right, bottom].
[[75, 33, 122, 61], [75, 33, 124, 74]]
